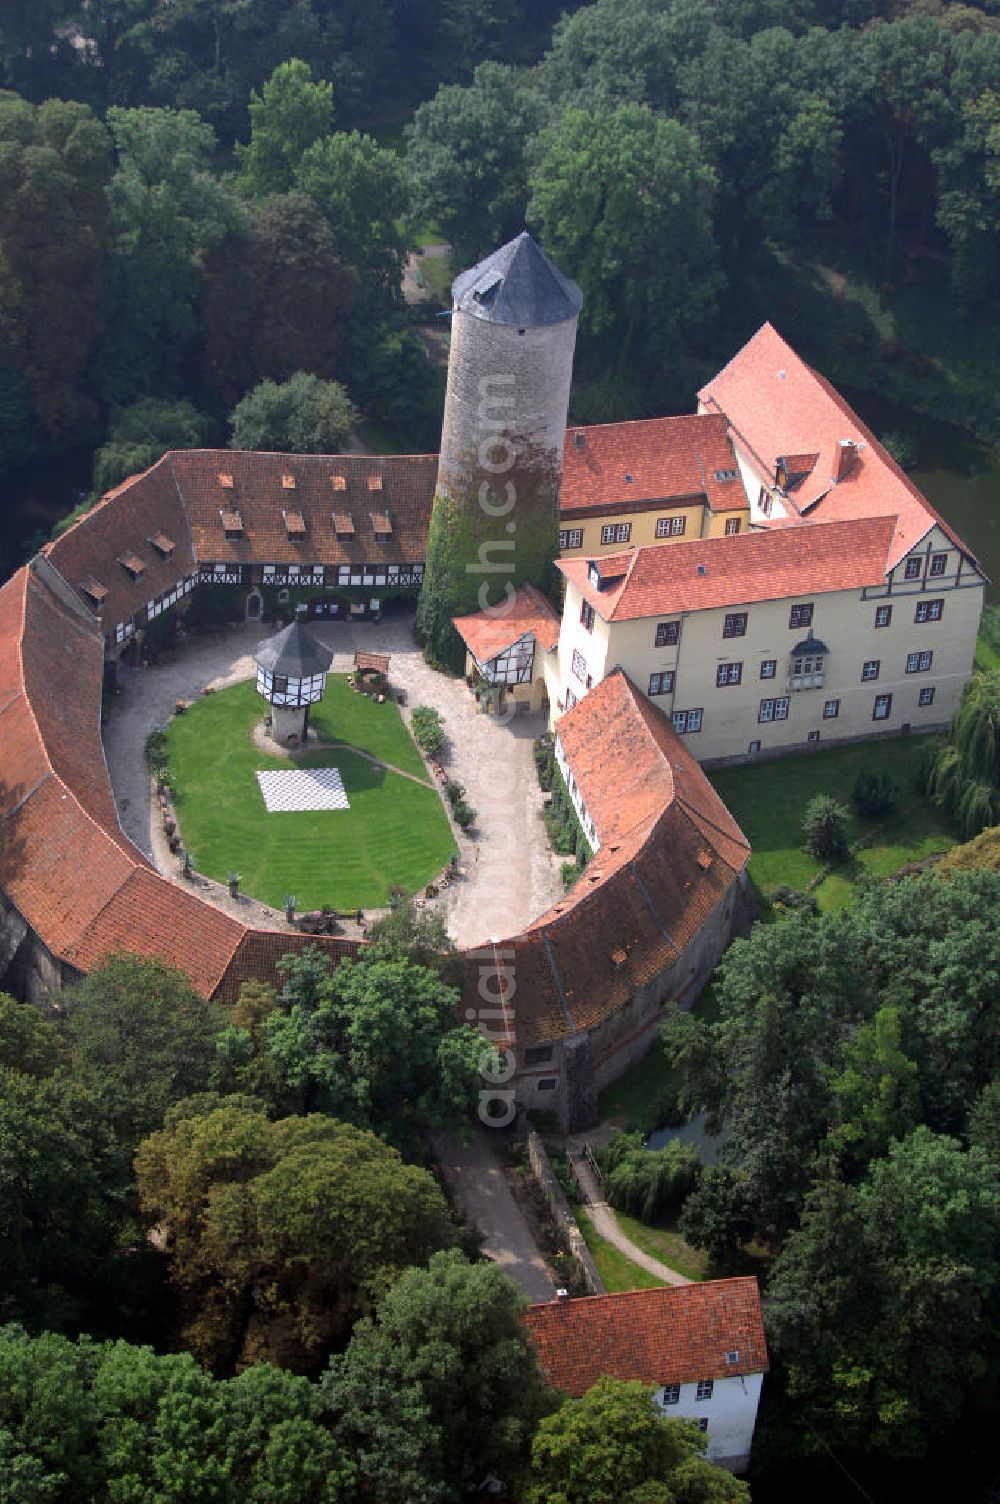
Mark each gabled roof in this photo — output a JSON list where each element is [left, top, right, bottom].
[[524, 1279, 768, 1393], [561, 413, 747, 516], [452, 582, 561, 664], [699, 322, 979, 571], [171, 449, 436, 568], [558, 515, 896, 622], [452, 231, 583, 327]]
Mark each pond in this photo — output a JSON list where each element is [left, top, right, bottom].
[[646, 1111, 728, 1164], [845, 389, 1000, 602]]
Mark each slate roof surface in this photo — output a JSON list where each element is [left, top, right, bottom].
[[699, 321, 978, 571], [452, 231, 583, 327], [452, 582, 561, 664], [524, 1278, 769, 1393], [561, 413, 747, 516], [255, 618, 334, 678], [558, 515, 896, 622]]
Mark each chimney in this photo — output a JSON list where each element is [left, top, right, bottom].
[[555, 1289, 571, 1301], [573, 430, 586, 449], [835, 439, 857, 482]]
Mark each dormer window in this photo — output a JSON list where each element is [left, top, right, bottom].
[[367, 474, 383, 492], [220, 507, 243, 538], [80, 575, 108, 608], [149, 532, 175, 558], [281, 474, 296, 491], [588, 561, 601, 588], [283, 509, 306, 538], [331, 475, 347, 492], [117, 552, 145, 580], [218, 472, 234, 489], [370, 511, 392, 536], [333, 511, 355, 537]]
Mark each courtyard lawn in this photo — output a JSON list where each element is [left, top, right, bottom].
[[709, 734, 956, 911], [164, 679, 455, 911]]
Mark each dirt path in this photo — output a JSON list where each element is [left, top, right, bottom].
[[433, 1129, 556, 1304], [570, 1151, 691, 1287]]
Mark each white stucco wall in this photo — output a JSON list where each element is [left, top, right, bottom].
[[655, 1372, 764, 1471]]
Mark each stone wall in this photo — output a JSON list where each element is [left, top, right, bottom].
[[526, 1125, 604, 1295]]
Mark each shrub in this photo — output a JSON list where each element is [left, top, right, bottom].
[[560, 861, 579, 888], [444, 779, 465, 807], [534, 738, 555, 792], [853, 770, 900, 818], [803, 793, 850, 860], [411, 705, 445, 755], [453, 801, 476, 830], [601, 1136, 702, 1225], [770, 884, 818, 915]]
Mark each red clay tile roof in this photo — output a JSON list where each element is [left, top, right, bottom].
[[333, 512, 355, 534], [46, 456, 197, 630], [524, 1279, 768, 1393], [172, 449, 435, 568], [0, 560, 361, 1001], [699, 322, 979, 571], [464, 674, 749, 1045], [283, 509, 306, 535], [452, 582, 561, 664], [561, 414, 747, 517], [558, 515, 896, 622]]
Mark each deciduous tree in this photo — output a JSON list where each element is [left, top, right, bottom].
[[235, 60, 334, 200], [324, 1249, 548, 1500], [228, 373, 356, 454], [525, 1377, 749, 1504], [134, 1097, 456, 1372], [60, 952, 226, 1147]]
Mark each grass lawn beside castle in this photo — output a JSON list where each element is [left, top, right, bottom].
[[709, 732, 956, 913], [164, 677, 455, 911]]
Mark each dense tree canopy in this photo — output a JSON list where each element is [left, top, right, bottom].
[[228, 373, 356, 454], [324, 1250, 549, 1501], [526, 1377, 749, 1504], [133, 1095, 457, 1372], [0, 1067, 128, 1332], [527, 102, 722, 386], [0, 1325, 356, 1503], [241, 948, 484, 1146], [0, 92, 110, 440], [60, 952, 227, 1148]]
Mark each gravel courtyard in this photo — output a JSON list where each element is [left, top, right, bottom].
[[101, 607, 565, 948]]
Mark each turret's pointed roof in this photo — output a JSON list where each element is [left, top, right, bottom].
[[254, 618, 333, 679], [452, 231, 583, 327]]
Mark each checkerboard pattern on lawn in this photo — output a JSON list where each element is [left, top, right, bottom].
[[256, 768, 350, 812]]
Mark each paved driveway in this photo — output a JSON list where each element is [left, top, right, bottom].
[[101, 608, 564, 946], [433, 1129, 556, 1304]]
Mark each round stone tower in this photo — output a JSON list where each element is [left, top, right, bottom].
[[417, 231, 582, 670]]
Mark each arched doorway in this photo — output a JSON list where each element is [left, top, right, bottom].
[[245, 589, 263, 622]]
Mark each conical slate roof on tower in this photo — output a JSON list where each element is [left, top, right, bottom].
[[451, 231, 583, 327], [254, 618, 333, 679]]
